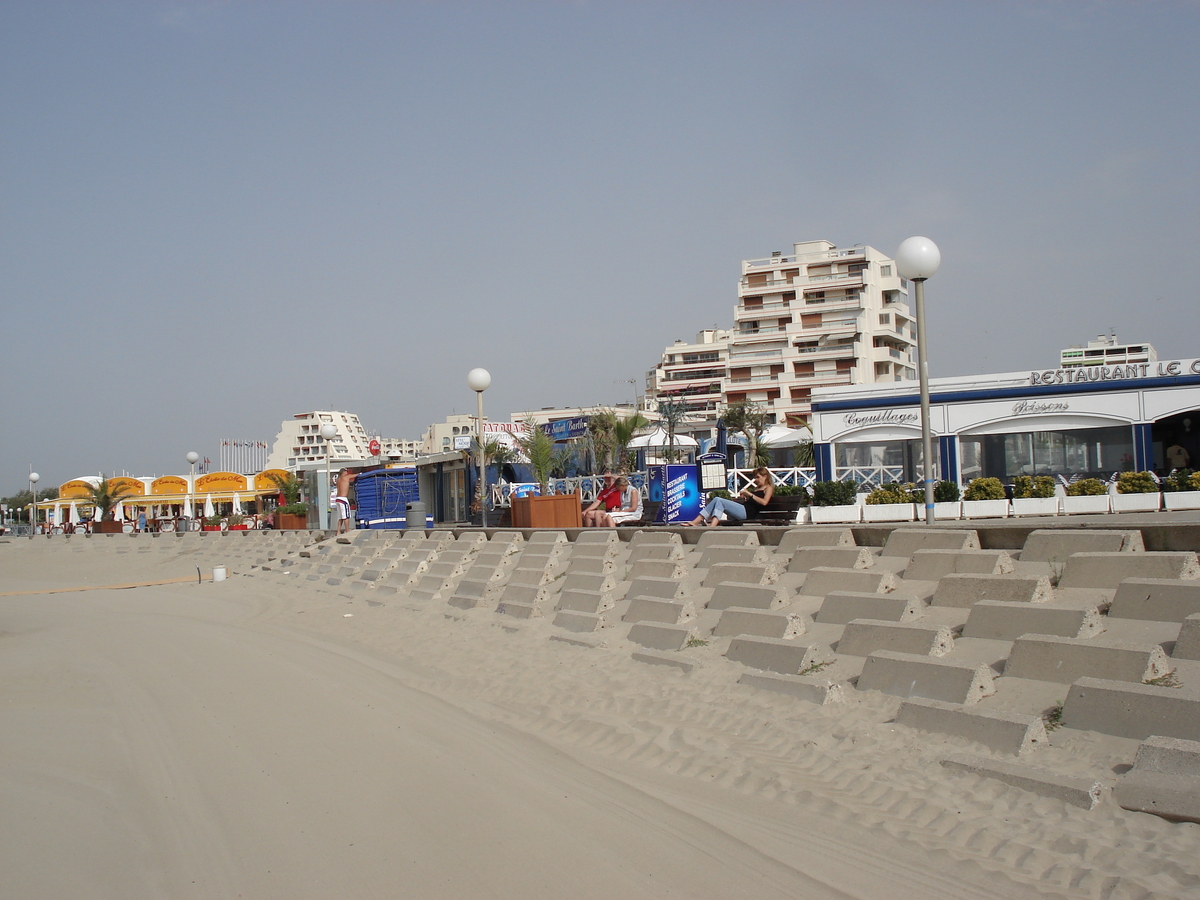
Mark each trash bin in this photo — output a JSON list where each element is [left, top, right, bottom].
[[176, 517, 193, 533], [404, 501, 425, 530]]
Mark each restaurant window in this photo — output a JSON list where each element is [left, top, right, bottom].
[[958, 425, 1134, 483], [835, 439, 936, 486]]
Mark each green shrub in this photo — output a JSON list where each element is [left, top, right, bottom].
[[772, 484, 810, 505], [276, 502, 309, 515], [812, 480, 858, 507], [865, 482, 921, 505], [204, 514, 223, 527], [963, 477, 1006, 501], [707, 489, 732, 501], [1162, 469, 1199, 492], [1066, 478, 1107, 496], [1013, 475, 1056, 499], [1117, 471, 1159, 494], [934, 480, 961, 503], [227, 513, 245, 526], [1192, 472, 1200, 492]]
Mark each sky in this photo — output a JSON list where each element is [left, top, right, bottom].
[[3, 1, 1198, 492]]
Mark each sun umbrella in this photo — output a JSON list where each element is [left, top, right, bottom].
[[627, 427, 699, 449], [232, 492, 243, 514], [204, 495, 215, 517], [759, 424, 812, 447]]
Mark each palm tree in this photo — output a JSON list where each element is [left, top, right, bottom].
[[266, 471, 306, 512], [655, 397, 690, 463], [516, 424, 558, 494], [586, 409, 618, 474], [81, 477, 136, 522], [612, 412, 651, 473]]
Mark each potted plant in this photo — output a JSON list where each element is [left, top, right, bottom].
[[510, 424, 582, 528], [933, 479, 962, 520], [268, 472, 310, 530], [809, 479, 861, 523], [1062, 478, 1111, 514], [1164, 470, 1200, 511], [202, 514, 224, 532], [1112, 471, 1162, 512], [771, 483, 811, 524], [226, 513, 248, 531], [961, 477, 1009, 519], [862, 482, 917, 522], [1011, 475, 1060, 517], [78, 476, 136, 534]]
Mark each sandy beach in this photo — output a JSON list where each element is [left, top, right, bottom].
[[2, 529, 1199, 899]]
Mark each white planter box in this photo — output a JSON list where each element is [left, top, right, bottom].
[[1165, 491, 1200, 511], [961, 498, 1010, 519], [1061, 495, 1111, 515], [1011, 497, 1060, 517], [790, 506, 812, 525], [1111, 492, 1162, 513], [862, 503, 916, 522], [810, 504, 862, 524], [933, 501, 962, 520]]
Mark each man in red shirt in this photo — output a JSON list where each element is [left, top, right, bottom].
[[582, 472, 621, 527]]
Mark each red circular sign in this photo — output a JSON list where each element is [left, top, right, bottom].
[[369, 439, 381, 456]]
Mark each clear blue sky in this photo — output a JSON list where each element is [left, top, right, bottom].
[[3, 1, 1198, 491]]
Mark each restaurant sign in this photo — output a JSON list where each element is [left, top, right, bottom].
[[1030, 358, 1200, 386]]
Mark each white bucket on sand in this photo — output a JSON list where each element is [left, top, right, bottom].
[[212, 566, 227, 582]]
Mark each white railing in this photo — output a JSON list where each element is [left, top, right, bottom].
[[835, 465, 907, 488], [728, 467, 817, 492], [491, 473, 650, 508]]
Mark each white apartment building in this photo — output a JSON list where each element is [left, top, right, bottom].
[[266, 410, 373, 471], [728, 240, 916, 428], [1060, 334, 1157, 369], [644, 240, 917, 433], [645, 329, 732, 420]]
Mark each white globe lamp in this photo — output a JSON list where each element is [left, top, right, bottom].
[[467, 368, 492, 526], [895, 236, 940, 524]]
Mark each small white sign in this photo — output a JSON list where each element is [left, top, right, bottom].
[[453, 435, 472, 450]]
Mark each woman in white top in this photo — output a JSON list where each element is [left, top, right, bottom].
[[594, 476, 642, 527]]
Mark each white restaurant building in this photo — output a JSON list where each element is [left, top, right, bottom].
[[810, 357, 1200, 486]]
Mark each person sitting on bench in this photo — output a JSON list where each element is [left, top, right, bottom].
[[686, 467, 774, 527], [593, 476, 642, 527]]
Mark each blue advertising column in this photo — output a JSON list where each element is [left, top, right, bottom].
[[647, 464, 702, 524]]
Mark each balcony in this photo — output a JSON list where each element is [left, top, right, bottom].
[[728, 346, 785, 360], [725, 374, 782, 384], [735, 298, 791, 317], [801, 271, 863, 291]]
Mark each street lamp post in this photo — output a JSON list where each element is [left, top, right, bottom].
[[320, 423, 338, 530], [895, 236, 942, 525], [467, 368, 492, 527], [186, 451, 199, 531], [28, 472, 39, 539]]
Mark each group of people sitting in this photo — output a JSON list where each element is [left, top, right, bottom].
[[582, 472, 643, 527], [581, 466, 776, 528]]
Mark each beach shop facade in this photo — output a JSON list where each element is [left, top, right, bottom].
[[809, 357, 1200, 486]]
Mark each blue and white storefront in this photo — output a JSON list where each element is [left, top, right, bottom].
[[811, 358, 1200, 486]]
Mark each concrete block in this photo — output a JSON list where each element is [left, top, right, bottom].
[[553, 610, 605, 633], [631, 649, 694, 672], [696, 530, 759, 550], [1175, 614, 1200, 660], [497, 582, 550, 607], [801, 567, 897, 597], [628, 531, 682, 548], [628, 559, 689, 580], [569, 541, 619, 560], [628, 544, 685, 564], [940, 755, 1108, 809], [777, 527, 855, 554], [1114, 771, 1200, 824], [1131, 735, 1200, 777], [625, 575, 684, 601], [573, 531, 620, 546], [881, 528, 980, 557], [623, 597, 696, 625], [725, 636, 831, 675], [556, 589, 613, 614], [1109, 578, 1200, 623], [707, 582, 790, 611], [815, 591, 925, 625], [627, 622, 698, 652], [1059, 551, 1200, 589], [713, 607, 808, 640], [1063, 677, 1200, 741], [565, 555, 620, 576], [703, 562, 775, 588], [896, 698, 1048, 756], [508, 566, 554, 587], [1004, 633, 1172, 684], [963, 601, 1103, 641], [1020, 528, 1144, 562], [527, 531, 567, 545], [560, 572, 616, 594], [788, 546, 873, 574], [904, 549, 1014, 581], [697, 546, 772, 569], [738, 672, 844, 704], [496, 600, 542, 619], [837, 619, 955, 657], [931, 573, 1053, 608], [857, 651, 995, 704]]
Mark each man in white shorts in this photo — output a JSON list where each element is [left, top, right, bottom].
[[333, 468, 357, 535]]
